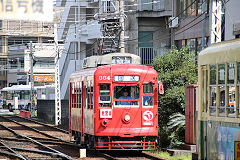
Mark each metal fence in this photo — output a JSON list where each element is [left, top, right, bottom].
[[137, 0, 165, 11], [137, 47, 166, 65]]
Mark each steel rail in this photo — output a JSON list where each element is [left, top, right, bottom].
[[11, 147, 59, 156], [0, 115, 65, 142], [0, 151, 26, 160], [15, 115, 68, 134], [0, 140, 27, 160], [0, 123, 74, 160]]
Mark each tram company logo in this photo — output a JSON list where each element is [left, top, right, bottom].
[[143, 111, 153, 121]]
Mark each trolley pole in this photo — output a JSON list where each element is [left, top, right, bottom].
[[30, 41, 34, 117]]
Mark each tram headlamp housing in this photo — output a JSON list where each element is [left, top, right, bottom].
[[114, 75, 139, 81]]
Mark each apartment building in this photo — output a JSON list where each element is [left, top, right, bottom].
[[0, 20, 54, 89], [172, 0, 209, 53], [172, 0, 240, 52]]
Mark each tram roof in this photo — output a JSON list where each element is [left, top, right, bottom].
[[199, 38, 240, 66], [82, 53, 141, 68]]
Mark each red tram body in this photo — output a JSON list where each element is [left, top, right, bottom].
[[69, 64, 159, 150]]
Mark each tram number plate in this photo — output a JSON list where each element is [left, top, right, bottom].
[[100, 109, 112, 118], [99, 76, 111, 81]]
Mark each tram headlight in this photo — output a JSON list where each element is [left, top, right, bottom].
[[101, 119, 108, 127], [124, 115, 130, 122]]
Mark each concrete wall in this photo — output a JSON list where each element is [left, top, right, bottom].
[[225, 0, 240, 40], [174, 15, 210, 41], [37, 100, 69, 129], [125, 14, 139, 54], [138, 17, 170, 49]]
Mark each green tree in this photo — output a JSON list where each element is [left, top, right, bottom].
[[152, 47, 197, 148]]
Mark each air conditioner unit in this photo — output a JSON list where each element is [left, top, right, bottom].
[[169, 17, 179, 28]]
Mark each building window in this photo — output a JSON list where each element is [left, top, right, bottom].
[[177, 0, 205, 18], [138, 32, 153, 48]]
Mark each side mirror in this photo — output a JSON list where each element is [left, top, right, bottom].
[[158, 81, 164, 95]]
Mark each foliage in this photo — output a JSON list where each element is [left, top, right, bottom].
[[152, 47, 197, 148], [156, 151, 192, 160]]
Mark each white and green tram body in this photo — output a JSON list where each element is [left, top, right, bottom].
[[198, 39, 240, 159]]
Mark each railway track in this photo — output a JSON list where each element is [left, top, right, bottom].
[[0, 115, 79, 159], [0, 115, 164, 159]]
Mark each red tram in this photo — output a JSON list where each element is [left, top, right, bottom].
[[69, 63, 161, 150]]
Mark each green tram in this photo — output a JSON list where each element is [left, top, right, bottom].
[[198, 39, 240, 159]]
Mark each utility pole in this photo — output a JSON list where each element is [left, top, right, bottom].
[[29, 41, 34, 117], [54, 24, 61, 125], [119, 0, 125, 53], [201, 0, 206, 49]]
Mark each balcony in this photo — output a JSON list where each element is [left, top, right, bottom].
[[136, 0, 172, 17], [137, 47, 166, 65]]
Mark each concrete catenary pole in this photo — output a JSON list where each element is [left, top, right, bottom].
[[54, 24, 61, 125]]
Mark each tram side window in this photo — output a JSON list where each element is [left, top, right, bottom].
[[218, 64, 225, 116], [218, 64, 225, 85], [210, 65, 216, 85], [88, 82, 91, 109], [90, 82, 93, 109], [143, 84, 153, 94], [99, 83, 111, 107], [238, 62, 240, 117], [210, 65, 217, 115], [71, 83, 75, 108], [143, 84, 154, 107], [237, 62, 240, 84], [202, 67, 208, 113], [228, 63, 235, 84], [228, 63, 235, 117], [210, 87, 217, 115], [76, 82, 82, 108], [79, 82, 82, 108]]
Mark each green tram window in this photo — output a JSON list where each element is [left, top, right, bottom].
[[227, 62, 235, 118], [210, 87, 216, 115], [218, 64, 225, 117], [218, 64, 225, 85], [238, 62, 240, 84], [210, 65, 216, 85], [228, 62, 235, 84]]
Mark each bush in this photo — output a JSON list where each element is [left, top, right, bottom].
[[153, 47, 197, 148]]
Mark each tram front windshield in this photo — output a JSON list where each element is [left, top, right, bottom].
[[114, 86, 139, 106]]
